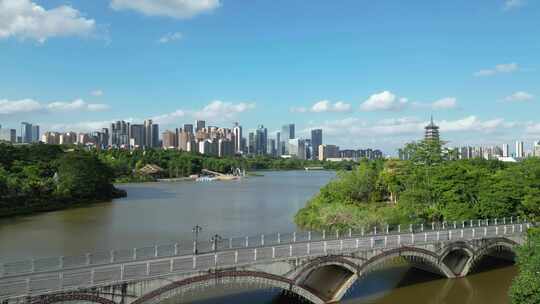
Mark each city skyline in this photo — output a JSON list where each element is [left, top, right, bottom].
[[1, 1, 539, 152]]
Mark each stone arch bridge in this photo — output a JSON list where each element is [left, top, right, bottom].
[[0, 220, 531, 304]]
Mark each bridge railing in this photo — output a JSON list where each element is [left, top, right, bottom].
[[0, 216, 529, 278], [0, 221, 533, 301]]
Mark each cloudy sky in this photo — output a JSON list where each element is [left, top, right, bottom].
[[0, 0, 539, 154]]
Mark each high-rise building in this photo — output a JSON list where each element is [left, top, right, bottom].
[[130, 124, 145, 148], [152, 124, 160, 148], [319, 144, 340, 160], [31, 125, 40, 143], [502, 144, 510, 158], [288, 138, 306, 160], [183, 124, 194, 134], [281, 124, 295, 140], [248, 132, 255, 155], [267, 138, 276, 156], [311, 129, 323, 160], [20, 122, 33, 143], [515, 141, 524, 158], [218, 138, 234, 157], [424, 116, 440, 142], [60, 132, 77, 145], [233, 122, 243, 154], [0, 127, 16, 143], [144, 120, 153, 148], [276, 132, 281, 156], [196, 120, 206, 132], [162, 130, 177, 149], [255, 125, 268, 155], [534, 141, 540, 157], [281, 124, 295, 154], [41, 132, 60, 144], [111, 120, 130, 147]]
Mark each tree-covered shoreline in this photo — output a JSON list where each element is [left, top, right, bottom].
[[96, 148, 354, 183], [0, 144, 127, 218], [295, 139, 540, 230], [0, 144, 354, 217]]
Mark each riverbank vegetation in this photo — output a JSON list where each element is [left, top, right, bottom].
[[510, 227, 540, 304], [295, 139, 540, 230], [96, 149, 355, 182], [0, 144, 126, 217], [0, 144, 354, 216]]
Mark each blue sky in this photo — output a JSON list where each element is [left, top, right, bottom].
[[0, 0, 539, 153]]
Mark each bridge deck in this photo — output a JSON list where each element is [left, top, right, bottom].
[[0, 220, 531, 301]]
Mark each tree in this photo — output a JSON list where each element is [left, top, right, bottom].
[[55, 153, 115, 199], [510, 228, 540, 304]]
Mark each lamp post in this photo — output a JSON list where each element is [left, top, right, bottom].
[[193, 225, 202, 255], [211, 234, 222, 252]]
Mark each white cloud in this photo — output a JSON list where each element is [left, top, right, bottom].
[[504, 91, 534, 102], [158, 32, 182, 44], [311, 100, 352, 113], [0, 0, 95, 43], [474, 63, 519, 77], [526, 123, 540, 134], [48, 120, 114, 133], [432, 97, 458, 110], [0, 98, 42, 114], [309, 115, 517, 141], [47, 99, 109, 112], [91, 89, 104, 97], [360, 91, 408, 112], [152, 109, 186, 124], [504, 0, 525, 10], [110, 0, 221, 19], [194, 100, 255, 120], [0, 98, 109, 114], [292, 100, 352, 113]]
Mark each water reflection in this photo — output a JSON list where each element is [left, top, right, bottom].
[[185, 260, 516, 304]]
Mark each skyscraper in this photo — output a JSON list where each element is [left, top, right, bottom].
[[255, 125, 268, 155], [534, 141, 540, 157], [311, 129, 323, 160], [130, 124, 145, 148], [515, 141, 524, 158], [276, 132, 281, 156], [424, 116, 440, 142], [20, 122, 32, 143], [502, 144, 510, 158], [281, 124, 295, 140], [248, 132, 255, 155], [233, 122, 243, 154], [111, 120, 130, 147], [281, 124, 295, 154], [31, 125, 40, 143], [183, 124, 194, 134], [162, 130, 177, 149], [196, 120, 206, 132], [152, 124, 160, 148], [144, 119, 153, 148], [0, 127, 16, 143]]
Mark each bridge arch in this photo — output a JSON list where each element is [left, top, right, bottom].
[[293, 256, 361, 302], [31, 293, 117, 304], [357, 247, 456, 279], [131, 271, 326, 304], [467, 238, 518, 275], [439, 241, 476, 277]]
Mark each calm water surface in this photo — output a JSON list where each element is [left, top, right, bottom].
[[0, 171, 334, 262], [0, 170, 517, 303]]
